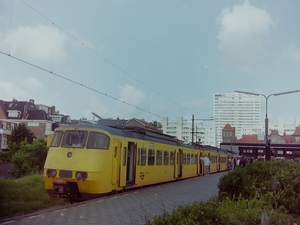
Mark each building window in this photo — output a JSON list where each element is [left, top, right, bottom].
[[2, 135, 7, 149], [295, 137, 300, 143], [8, 110, 20, 118]]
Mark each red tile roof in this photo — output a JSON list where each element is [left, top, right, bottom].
[[223, 124, 234, 131], [237, 135, 264, 143], [292, 127, 300, 136]]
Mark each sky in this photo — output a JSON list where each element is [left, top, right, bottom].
[[0, 0, 300, 124]]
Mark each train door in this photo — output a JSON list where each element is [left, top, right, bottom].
[[196, 153, 200, 175], [218, 154, 220, 171], [208, 153, 213, 173], [177, 149, 183, 178], [199, 152, 204, 175], [119, 142, 127, 187], [119, 141, 136, 188], [174, 149, 177, 178], [126, 142, 136, 187], [112, 141, 120, 186]]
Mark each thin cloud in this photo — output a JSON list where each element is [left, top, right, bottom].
[[84, 95, 110, 119], [0, 77, 44, 101], [182, 99, 208, 112], [0, 25, 67, 62], [116, 84, 145, 117], [282, 44, 300, 64], [217, 0, 275, 72]]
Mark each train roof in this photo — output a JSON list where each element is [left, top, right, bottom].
[[60, 124, 205, 150]]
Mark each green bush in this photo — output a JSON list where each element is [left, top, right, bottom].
[[149, 197, 300, 225], [10, 139, 48, 178], [218, 160, 300, 215], [149, 160, 300, 224]]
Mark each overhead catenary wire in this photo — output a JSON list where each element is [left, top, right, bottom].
[[20, 0, 193, 114], [0, 50, 163, 119], [2, 0, 213, 133]]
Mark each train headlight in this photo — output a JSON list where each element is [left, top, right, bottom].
[[46, 169, 57, 178], [76, 171, 88, 181]]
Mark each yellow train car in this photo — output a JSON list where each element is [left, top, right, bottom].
[[44, 124, 228, 202]]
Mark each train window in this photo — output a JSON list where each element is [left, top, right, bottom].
[[148, 149, 155, 166], [163, 151, 169, 165], [141, 148, 146, 166], [61, 130, 88, 148], [156, 150, 162, 165], [183, 153, 187, 165], [187, 153, 190, 164], [137, 148, 141, 165], [191, 154, 194, 164], [114, 146, 117, 158], [123, 147, 127, 166], [51, 131, 63, 147], [87, 132, 110, 149], [170, 152, 175, 165]]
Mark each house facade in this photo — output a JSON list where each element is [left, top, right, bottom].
[[0, 99, 71, 151]]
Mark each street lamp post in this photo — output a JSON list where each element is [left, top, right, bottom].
[[235, 90, 300, 160]]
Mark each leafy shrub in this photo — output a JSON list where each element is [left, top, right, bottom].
[[0, 123, 36, 163], [10, 139, 48, 178], [218, 160, 300, 215], [149, 197, 300, 225]]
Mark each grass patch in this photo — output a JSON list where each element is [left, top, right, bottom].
[[0, 174, 65, 219]]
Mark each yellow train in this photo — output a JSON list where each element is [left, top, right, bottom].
[[44, 124, 229, 202]]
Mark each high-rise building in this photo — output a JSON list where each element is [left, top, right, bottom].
[[161, 117, 191, 142], [213, 93, 260, 146], [161, 117, 216, 145]]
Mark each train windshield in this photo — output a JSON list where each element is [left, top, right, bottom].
[[50, 129, 110, 149], [51, 131, 63, 147], [61, 129, 88, 148], [86, 132, 110, 150]]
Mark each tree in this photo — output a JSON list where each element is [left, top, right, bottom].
[[150, 121, 163, 133], [10, 139, 48, 178], [9, 123, 35, 145], [0, 123, 36, 162]]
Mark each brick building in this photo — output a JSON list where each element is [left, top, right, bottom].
[[0, 99, 70, 151]]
